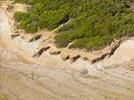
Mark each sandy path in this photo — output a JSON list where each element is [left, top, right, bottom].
[[0, 6, 134, 100], [0, 7, 13, 48]]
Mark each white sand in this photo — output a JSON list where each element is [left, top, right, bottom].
[[0, 8, 13, 48], [13, 36, 43, 56], [106, 39, 134, 65]]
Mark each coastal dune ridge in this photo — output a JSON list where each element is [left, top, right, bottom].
[[0, 1, 134, 100]]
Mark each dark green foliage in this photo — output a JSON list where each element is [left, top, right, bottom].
[[13, 0, 134, 50], [14, 12, 38, 33], [14, 12, 29, 22]]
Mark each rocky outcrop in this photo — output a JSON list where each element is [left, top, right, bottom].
[[83, 57, 88, 61], [49, 48, 61, 55], [29, 34, 42, 42], [92, 53, 109, 64], [11, 34, 20, 39], [61, 53, 69, 61], [109, 40, 122, 57], [70, 54, 80, 63], [6, 4, 13, 12], [33, 46, 50, 57]]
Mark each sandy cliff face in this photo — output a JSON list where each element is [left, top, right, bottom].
[[0, 2, 134, 100]]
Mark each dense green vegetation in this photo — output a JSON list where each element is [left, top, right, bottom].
[[14, 0, 134, 50]]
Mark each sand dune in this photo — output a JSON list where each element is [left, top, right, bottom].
[[0, 3, 134, 100]]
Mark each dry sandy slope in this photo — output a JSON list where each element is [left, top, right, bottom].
[[0, 5, 134, 100]]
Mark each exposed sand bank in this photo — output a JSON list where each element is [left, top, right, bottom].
[[2, 1, 134, 64], [107, 39, 134, 65]]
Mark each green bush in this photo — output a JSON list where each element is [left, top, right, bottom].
[[14, 12, 29, 22], [69, 36, 110, 50], [25, 24, 37, 33], [13, 0, 134, 50]]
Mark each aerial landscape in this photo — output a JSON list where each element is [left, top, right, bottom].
[[0, 0, 134, 100]]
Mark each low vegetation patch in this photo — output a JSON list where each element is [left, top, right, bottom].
[[13, 0, 134, 50]]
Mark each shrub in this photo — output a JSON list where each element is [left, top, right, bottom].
[[13, 0, 134, 50], [14, 12, 29, 22]]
